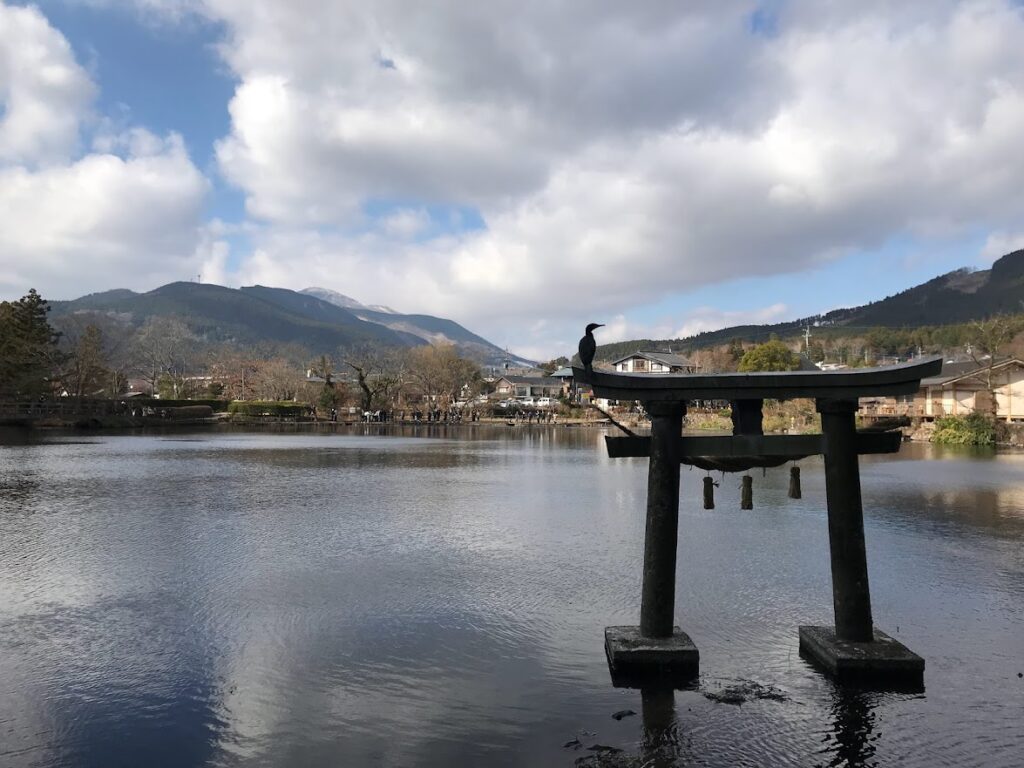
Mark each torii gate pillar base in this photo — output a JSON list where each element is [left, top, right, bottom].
[[799, 625, 924, 689], [605, 626, 699, 688]]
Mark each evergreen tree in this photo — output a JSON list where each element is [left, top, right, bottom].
[[0, 290, 63, 399]]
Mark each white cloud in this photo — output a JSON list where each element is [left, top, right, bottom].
[[0, 3, 94, 164], [0, 130, 209, 296], [980, 231, 1024, 265], [0, 3, 210, 299], [673, 304, 791, 339], [187, 0, 1024, 357], [11, 0, 1024, 359]]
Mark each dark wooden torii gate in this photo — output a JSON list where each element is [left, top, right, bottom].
[[574, 356, 942, 688]]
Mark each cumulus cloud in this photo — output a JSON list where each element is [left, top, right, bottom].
[[11, 0, 1024, 357], [187, 0, 1024, 355], [0, 2, 94, 164], [980, 230, 1024, 264], [0, 2, 209, 299]]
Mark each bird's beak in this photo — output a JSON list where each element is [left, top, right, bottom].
[[596, 324, 605, 328]]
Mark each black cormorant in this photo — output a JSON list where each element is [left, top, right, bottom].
[[578, 322, 604, 376]]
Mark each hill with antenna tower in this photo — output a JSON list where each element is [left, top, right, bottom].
[[591, 248, 1024, 362]]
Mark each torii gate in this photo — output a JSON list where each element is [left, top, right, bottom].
[[574, 356, 942, 688]]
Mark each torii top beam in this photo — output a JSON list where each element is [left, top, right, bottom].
[[572, 356, 943, 402]]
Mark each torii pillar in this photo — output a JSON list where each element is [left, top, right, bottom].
[[605, 400, 699, 686], [797, 398, 924, 685]]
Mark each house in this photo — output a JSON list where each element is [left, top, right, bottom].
[[492, 375, 566, 400], [863, 358, 1024, 421], [611, 351, 698, 374], [549, 366, 574, 381]]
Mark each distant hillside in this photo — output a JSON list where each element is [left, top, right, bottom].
[[51, 282, 414, 352], [301, 286, 518, 365], [591, 248, 1024, 361], [49, 281, 517, 362]]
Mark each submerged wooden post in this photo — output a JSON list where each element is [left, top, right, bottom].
[[817, 399, 873, 642], [740, 475, 753, 509], [703, 476, 715, 509], [640, 401, 685, 638]]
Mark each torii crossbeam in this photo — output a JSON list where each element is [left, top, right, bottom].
[[574, 356, 942, 689]]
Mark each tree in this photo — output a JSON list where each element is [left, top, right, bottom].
[[965, 314, 1024, 421], [406, 344, 481, 406], [0, 289, 63, 399], [133, 317, 195, 397], [252, 358, 302, 401], [727, 338, 746, 362], [309, 355, 342, 410], [64, 324, 110, 399], [692, 345, 739, 373], [53, 312, 134, 396], [737, 339, 801, 372], [206, 345, 262, 401], [342, 345, 407, 411]]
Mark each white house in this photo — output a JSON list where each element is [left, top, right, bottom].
[[492, 375, 565, 399], [611, 351, 698, 374], [918, 358, 1024, 421], [866, 358, 1024, 421]]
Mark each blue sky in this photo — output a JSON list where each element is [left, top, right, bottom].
[[3, 1, 1024, 359]]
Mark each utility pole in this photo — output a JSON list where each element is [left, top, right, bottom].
[[804, 326, 812, 353]]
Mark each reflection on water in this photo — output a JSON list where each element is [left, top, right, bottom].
[[822, 690, 880, 768], [1, 430, 1022, 767]]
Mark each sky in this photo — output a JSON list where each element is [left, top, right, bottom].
[[2, 0, 1024, 360]]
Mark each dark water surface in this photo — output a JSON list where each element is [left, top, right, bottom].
[[1, 427, 1022, 767]]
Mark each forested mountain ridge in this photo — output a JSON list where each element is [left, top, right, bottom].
[[592, 248, 1024, 361], [48, 281, 512, 362]]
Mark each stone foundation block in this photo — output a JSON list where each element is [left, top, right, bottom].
[[799, 625, 924, 689], [604, 625, 699, 688]]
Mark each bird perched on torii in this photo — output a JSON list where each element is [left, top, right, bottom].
[[578, 322, 604, 378]]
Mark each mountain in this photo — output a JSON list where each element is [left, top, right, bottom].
[[301, 287, 397, 314], [49, 281, 516, 363], [51, 282, 413, 351], [825, 249, 1024, 327], [300, 287, 515, 364], [593, 248, 1024, 359]]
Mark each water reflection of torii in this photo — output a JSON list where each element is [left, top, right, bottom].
[[573, 354, 940, 690]]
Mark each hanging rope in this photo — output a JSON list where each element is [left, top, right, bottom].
[[681, 455, 805, 473]]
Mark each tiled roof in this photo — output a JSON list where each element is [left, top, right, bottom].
[[498, 375, 564, 386], [611, 351, 695, 368], [922, 357, 1024, 386]]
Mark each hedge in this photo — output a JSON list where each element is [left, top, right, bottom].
[[134, 398, 230, 410], [227, 400, 307, 418]]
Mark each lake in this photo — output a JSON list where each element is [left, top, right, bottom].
[[1, 426, 1022, 767]]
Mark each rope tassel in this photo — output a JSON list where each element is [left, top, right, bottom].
[[741, 475, 753, 510], [789, 466, 802, 499], [703, 476, 716, 509]]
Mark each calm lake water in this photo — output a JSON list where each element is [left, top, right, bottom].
[[1, 426, 1022, 767]]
